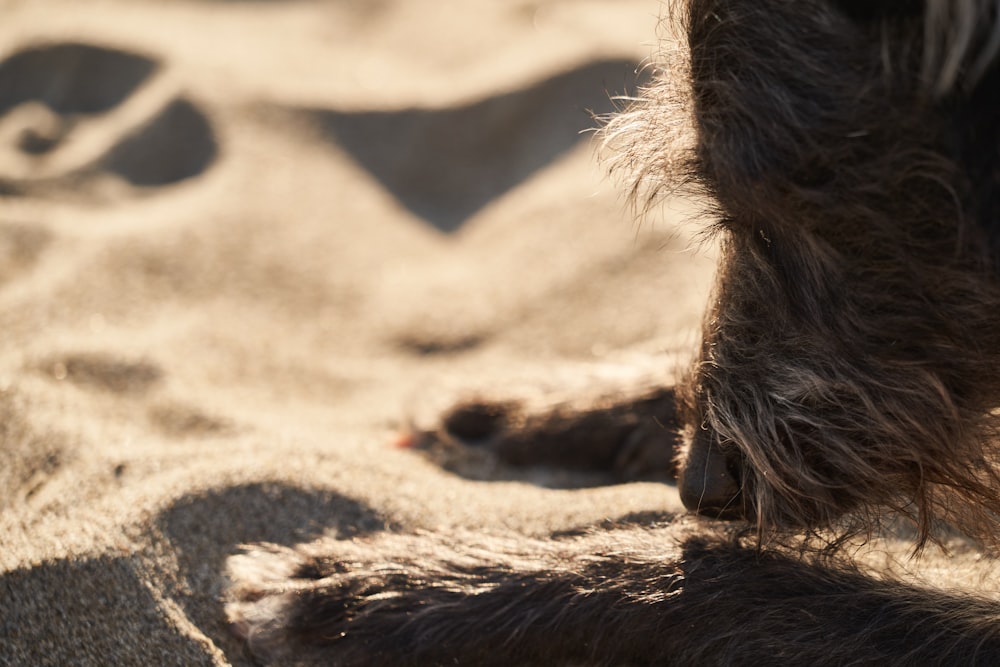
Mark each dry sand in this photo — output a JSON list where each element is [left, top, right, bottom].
[[0, 1, 721, 664]]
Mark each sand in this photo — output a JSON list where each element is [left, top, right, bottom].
[[0, 1, 723, 664]]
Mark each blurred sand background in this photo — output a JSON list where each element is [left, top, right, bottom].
[[0, 1, 720, 664]]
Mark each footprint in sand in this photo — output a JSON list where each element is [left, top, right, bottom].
[[39, 352, 163, 395], [147, 402, 233, 438], [291, 58, 648, 234], [289, 58, 648, 357], [34, 356, 241, 441], [0, 389, 66, 507], [0, 41, 217, 198]]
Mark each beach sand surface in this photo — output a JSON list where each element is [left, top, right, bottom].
[[0, 1, 724, 664]]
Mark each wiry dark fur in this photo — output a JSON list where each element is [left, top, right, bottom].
[[226, 0, 1000, 663], [228, 526, 1000, 666], [634, 0, 1000, 544]]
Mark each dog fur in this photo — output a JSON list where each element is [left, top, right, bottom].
[[619, 0, 1000, 547], [225, 1, 1000, 663]]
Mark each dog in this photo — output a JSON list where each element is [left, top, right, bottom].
[[225, 1, 1000, 663]]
